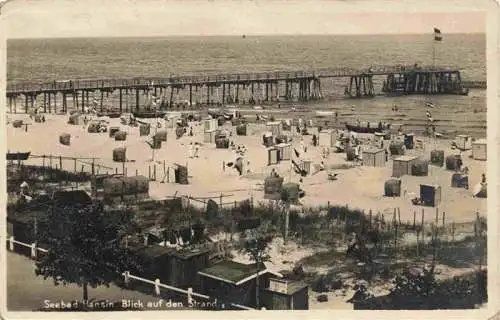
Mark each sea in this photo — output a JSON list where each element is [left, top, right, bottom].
[[6, 34, 487, 137]]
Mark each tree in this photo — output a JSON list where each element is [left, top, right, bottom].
[[238, 221, 275, 308], [35, 201, 141, 301]]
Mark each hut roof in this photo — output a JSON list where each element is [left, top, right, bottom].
[[393, 155, 419, 162], [53, 190, 92, 206], [267, 279, 309, 295], [473, 138, 487, 145], [198, 260, 282, 285], [171, 247, 211, 260], [134, 244, 174, 260]]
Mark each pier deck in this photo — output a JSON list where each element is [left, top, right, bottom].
[[5, 64, 484, 114]]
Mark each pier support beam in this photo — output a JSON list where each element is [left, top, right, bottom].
[[135, 89, 140, 111], [119, 89, 123, 112], [345, 75, 375, 98]]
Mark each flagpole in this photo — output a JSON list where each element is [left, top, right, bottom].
[[432, 41, 436, 68]]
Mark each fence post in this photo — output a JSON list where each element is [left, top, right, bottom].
[[123, 271, 130, 287], [9, 236, 14, 251], [31, 243, 37, 259], [187, 287, 193, 305], [154, 279, 161, 296]]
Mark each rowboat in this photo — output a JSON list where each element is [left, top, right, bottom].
[[345, 123, 385, 134], [132, 110, 167, 119], [315, 111, 335, 117], [6, 152, 31, 161]]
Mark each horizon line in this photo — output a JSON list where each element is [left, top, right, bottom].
[[7, 31, 485, 40]]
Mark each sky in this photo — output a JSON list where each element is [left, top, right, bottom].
[[0, 0, 490, 38]]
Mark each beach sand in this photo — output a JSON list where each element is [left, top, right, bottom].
[[7, 113, 486, 225]]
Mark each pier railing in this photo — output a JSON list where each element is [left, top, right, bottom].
[[6, 64, 460, 94]]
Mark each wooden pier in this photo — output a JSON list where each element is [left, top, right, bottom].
[[5, 64, 480, 114]]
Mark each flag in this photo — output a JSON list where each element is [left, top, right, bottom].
[[434, 27, 442, 41], [425, 102, 435, 108]]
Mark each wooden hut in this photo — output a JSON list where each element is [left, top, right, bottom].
[[411, 159, 429, 176], [139, 124, 151, 136], [281, 183, 300, 203], [109, 126, 120, 138], [472, 139, 487, 160], [389, 141, 405, 156], [12, 120, 24, 128], [384, 179, 401, 197], [420, 184, 441, 207], [454, 135, 473, 150], [264, 176, 284, 200], [266, 121, 282, 137], [268, 148, 280, 166], [59, 133, 71, 146], [167, 248, 211, 288], [430, 150, 445, 167], [319, 130, 335, 148], [362, 147, 386, 167], [215, 137, 230, 149], [262, 279, 309, 310], [236, 124, 247, 136], [392, 155, 419, 178], [174, 165, 189, 184], [373, 132, 386, 145], [197, 260, 282, 309], [113, 147, 126, 162], [204, 130, 216, 143], [445, 155, 463, 171], [277, 143, 292, 161], [263, 132, 274, 147], [451, 173, 469, 189], [404, 133, 415, 150], [114, 131, 127, 141], [68, 114, 82, 125], [204, 119, 218, 132], [299, 160, 312, 175], [275, 134, 288, 145], [102, 175, 149, 203]]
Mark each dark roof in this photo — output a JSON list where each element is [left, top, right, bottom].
[[198, 260, 276, 284], [135, 245, 174, 260], [53, 190, 92, 206], [171, 247, 211, 260]]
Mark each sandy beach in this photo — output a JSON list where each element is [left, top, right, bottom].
[[7, 112, 486, 225]]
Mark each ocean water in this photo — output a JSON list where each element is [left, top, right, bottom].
[[6, 34, 487, 136]]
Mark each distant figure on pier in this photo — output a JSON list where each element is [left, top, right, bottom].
[[312, 134, 317, 147], [481, 173, 486, 184], [335, 112, 338, 121], [189, 126, 193, 136]]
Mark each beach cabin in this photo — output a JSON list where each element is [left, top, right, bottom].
[[454, 135, 473, 151], [197, 260, 282, 309], [204, 119, 218, 132], [268, 148, 280, 166], [262, 278, 309, 310], [420, 184, 441, 207], [204, 130, 216, 143], [472, 139, 487, 161], [404, 133, 415, 150], [392, 155, 419, 178], [373, 132, 386, 145], [266, 121, 282, 137], [319, 130, 335, 148], [299, 159, 312, 175], [362, 147, 386, 167], [277, 143, 292, 161]]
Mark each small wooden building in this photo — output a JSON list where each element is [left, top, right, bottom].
[[318, 130, 335, 148], [362, 147, 386, 167], [404, 133, 415, 150], [472, 139, 487, 161], [392, 155, 419, 178], [454, 135, 473, 150], [268, 148, 280, 166], [204, 119, 218, 132], [299, 159, 312, 175], [204, 130, 216, 143], [266, 121, 282, 137], [197, 260, 282, 308], [262, 278, 309, 310], [276, 143, 292, 161], [167, 248, 211, 288], [373, 132, 386, 145], [420, 184, 441, 207]]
